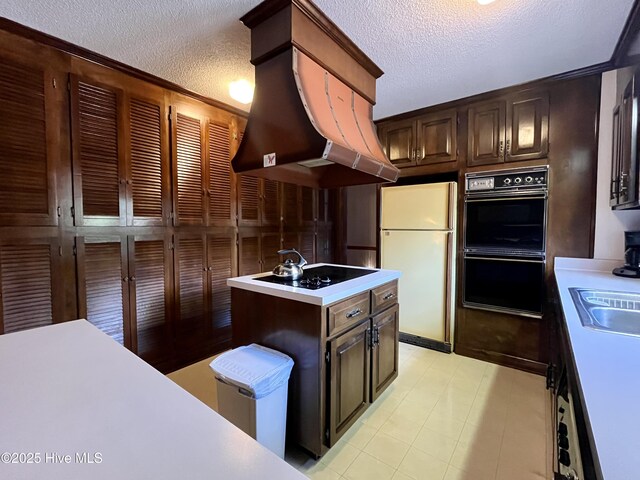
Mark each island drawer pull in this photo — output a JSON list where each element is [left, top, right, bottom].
[[383, 293, 395, 300], [346, 308, 362, 319]]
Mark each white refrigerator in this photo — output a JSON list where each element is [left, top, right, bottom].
[[380, 182, 456, 350]]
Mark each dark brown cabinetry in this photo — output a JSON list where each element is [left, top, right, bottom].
[[468, 91, 549, 167], [611, 71, 639, 209], [371, 304, 399, 401], [380, 111, 458, 168]]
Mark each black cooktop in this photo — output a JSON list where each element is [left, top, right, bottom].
[[254, 265, 377, 290]]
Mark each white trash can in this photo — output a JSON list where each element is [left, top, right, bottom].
[[210, 344, 294, 458]]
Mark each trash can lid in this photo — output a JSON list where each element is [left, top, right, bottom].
[[210, 344, 294, 399]]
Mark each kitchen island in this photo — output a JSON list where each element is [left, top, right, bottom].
[[0, 320, 305, 480], [228, 264, 401, 458]]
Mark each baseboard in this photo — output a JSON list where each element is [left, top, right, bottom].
[[454, 344, 547, 375], [399, 332, 452, 353]]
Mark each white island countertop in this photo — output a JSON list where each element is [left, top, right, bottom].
[[554, 258, 640, 480], [227, 263, 401, 306], [0, 320, 306, 480]]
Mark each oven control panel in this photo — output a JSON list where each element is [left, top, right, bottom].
[[466, 167, 548, 193]]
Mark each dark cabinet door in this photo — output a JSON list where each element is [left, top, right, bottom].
[[299, 231, 316, 264], [174, 234, 207, 322], [0, 55, 60, 226], [416, 109, 457, 165], [238, 176, 261, 227], [128, 235, 173, 368], [71, 77, 126, 226], [207, 233, 236, 334], [0, 237, 63, 334], [282, 182, 300, 228], [619, 78, 637, 206], [262, 179, 280, 226], [506, 90, 549, 162], [208, 121, 236, 227], [238, 230, 262, 276], [611, 105, 622, 207], [467, 100, 506, 166], [172, 110, 206, 226], [371, 305, 399, 401], [380, 119, 417, 168], [316, 226, 334, 264], [328, 320, 371, 446], [77, 236, 130, 347], [301, 187, 317, 226], [128, 96, 170, 226]]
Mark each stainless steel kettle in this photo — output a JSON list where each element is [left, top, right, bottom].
[[273, 249, 308, 280]]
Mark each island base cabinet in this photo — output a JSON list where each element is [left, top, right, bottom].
[[328, 320, 371, 446], [371, 305, 399, 402]]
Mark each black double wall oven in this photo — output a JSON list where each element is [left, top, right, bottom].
[[463, 166, 548, 318]]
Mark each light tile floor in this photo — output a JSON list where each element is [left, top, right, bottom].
[[285, 343, 551, 480]]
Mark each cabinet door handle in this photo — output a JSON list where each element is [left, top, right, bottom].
[[346, 308, 362, 319], [383, 293, 395, 301], [374, 326, 380, 346], [498, 141, 504, 158], [365, 327, 372, 350], [505, 139, 511, 159]]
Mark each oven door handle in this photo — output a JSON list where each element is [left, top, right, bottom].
[[465, 194, 547, 203], [464, 255, 545, 264]]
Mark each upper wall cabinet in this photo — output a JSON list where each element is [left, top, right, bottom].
[[70, 75, 171, 226], [611, 71, 639, 209], [379, 110, 458, 169], [0, 54, 62, 226], [467, 90, 549, 167], [171, 102, 236, 227]]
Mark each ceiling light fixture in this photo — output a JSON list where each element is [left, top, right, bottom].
[[229, 79, 254, 104], [477, 0, 496, 4]]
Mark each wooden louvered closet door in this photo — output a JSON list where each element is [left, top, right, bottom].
[[262, 180, 280, 226], [175, 235, 206, 321], [173, 109, 205, 225], [127, 96, 169, 226], [71, 76, 126, 226], [128, 236, 172, 367], [238, 231, 261, 276], [207, 234, 236, 338], [238, 176, 260, 227], [262, 232, 281, 271], [0, 238, 62, 334], [282, 183, 300, 227], [301, 187, 317, 226], [299, 231, 316, 264], [77, 237, 130, 347], [208, 122, 235, 226], [0, 56, 59, 226]]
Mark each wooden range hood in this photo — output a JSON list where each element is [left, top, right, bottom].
[[231, 0, 400, 188]]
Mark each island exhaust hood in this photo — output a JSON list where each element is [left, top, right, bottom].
[[231, 0, 400, 189]]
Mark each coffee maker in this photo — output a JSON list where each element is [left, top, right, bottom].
[[613, 231, 640, 278]]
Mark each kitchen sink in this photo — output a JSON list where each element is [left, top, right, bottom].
[[569, 288, 640, 337]]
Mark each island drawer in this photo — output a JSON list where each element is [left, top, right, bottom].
[[371, 281, 398, 314], [327, 292, 370, 337]]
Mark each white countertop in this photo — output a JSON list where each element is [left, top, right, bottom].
[[0, 320, 305, 480], [554, 258, 640, 480], [227, 263, 401, 306]]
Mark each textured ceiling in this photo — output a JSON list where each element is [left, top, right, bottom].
[[0, 0, 634, 119]]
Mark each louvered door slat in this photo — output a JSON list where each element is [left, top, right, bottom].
[[208, 235, 233, 330], [0, 58, 50, 219], [262, 233, 281, 270], [84, 242, 126, 345], [76, 81, 122, 220], [176, 113, 204, 224], [263, 180, 280, 226], [130, 98, 163, 222], [209, 122, 232, 224], [299, 232, 316, 264], [0, 244, 53, 333], [301, 187, 316, 224], [178, 237, 205, 321], [133, 239, 168, 359], [239, 176, 259, 225]]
